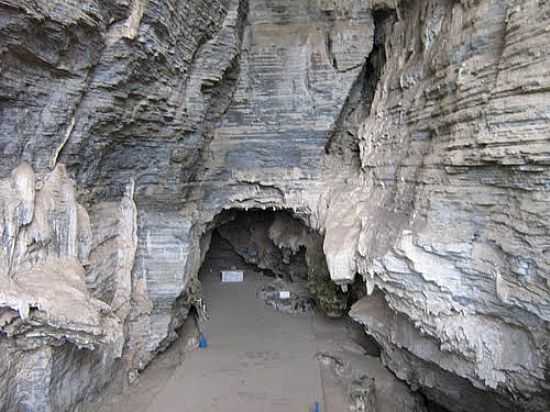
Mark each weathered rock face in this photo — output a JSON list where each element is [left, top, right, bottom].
[[1, 0, 550, 411], [348, 2, 550, 411], [0, 164, 125, 411]]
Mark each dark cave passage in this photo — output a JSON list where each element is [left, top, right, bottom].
[[200, 209, 351, 317], [151, 210, 330, 411]]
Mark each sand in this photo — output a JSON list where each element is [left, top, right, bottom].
[[145, 269, 323, 412]]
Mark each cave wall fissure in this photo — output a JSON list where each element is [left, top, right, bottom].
[[324, 8, 394, 166]]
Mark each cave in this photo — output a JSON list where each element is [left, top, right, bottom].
[[1, 1, 550, 412], [97, 209, 423, 412], [199, 209, 350, 317]]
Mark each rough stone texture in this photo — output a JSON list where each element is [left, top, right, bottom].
[[0, 164, 124, 412], [257, 278, 315, 314], [1, 0, 247, 408], [347, 2, 550, 411], [216, 211, 309, 279], [216, 211, 349, 316], [1, 0, 550, 411]]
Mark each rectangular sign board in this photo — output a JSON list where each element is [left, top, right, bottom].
[[279, 291, 291, 299], [221, 270, 244, 283]]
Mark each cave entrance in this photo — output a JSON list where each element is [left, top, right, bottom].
[[151, 209, 327, 411], [199, 209, 320, 314], [95, 209, 424, 412]]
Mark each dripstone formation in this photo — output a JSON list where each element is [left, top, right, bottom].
[[0, 0, 549, 411]]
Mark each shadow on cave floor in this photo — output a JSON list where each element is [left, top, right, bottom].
[[90, 221, 429, 412]]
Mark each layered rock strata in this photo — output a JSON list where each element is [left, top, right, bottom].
[[0, 0, 549, 411]]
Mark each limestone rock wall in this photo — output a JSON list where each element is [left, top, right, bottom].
[[1, 0, 550, 411], [0, 164, 124, 412], [346, 1, 550, 411], [196, 0, 373, 196], [0, 0, 242, 200]]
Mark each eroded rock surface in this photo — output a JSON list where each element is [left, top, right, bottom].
[[0, 165, 124, 411], [1, 0, 549, 411], [347, 2, 550, 411]]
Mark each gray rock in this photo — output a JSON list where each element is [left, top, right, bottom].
[[1, 0, 549, 411]]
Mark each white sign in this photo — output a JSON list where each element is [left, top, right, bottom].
[[221, 270, 244, 283], [279, 291, 291, 299]]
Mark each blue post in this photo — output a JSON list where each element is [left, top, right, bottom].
[[199, 333, 208, 349], [313, 401, 320, 412]]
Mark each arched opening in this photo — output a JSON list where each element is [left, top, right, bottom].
[[151, 208, 386, 411], [92, 208, 442, 412]]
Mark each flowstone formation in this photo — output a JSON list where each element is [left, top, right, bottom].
[[0, 164, 126, 410], [1, 0, 549, 411]]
